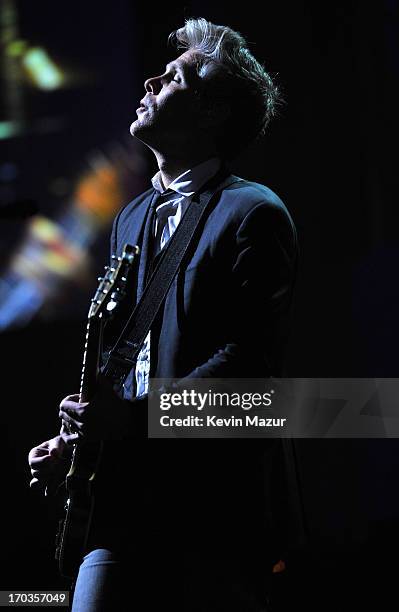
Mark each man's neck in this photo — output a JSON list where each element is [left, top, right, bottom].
[[152, 151, 217, 189]]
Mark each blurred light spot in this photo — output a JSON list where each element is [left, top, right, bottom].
[[22, 47, 64, 90], [0, 121, 22, 139], [6, 39, 28, 57], [272, 560, 286, 573]]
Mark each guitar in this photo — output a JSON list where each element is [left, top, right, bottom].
[[55, 242, 139, 579]]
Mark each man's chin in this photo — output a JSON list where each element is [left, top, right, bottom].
[[129, 119, 141, 137], [130, 118, 152, 139]]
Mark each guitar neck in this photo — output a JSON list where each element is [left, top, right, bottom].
[[80, 316, 103, 402]]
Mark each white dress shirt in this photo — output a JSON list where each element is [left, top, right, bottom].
[[134, 157, 221, 397]]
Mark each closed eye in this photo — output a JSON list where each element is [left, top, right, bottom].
[[160, 72, 181, 87], [162, 61, 185, 85]]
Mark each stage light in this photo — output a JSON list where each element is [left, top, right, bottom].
[[0, 120, 22, 139], [22, 47, 64, 90]]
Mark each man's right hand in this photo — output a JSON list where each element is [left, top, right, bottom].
[[28, 433, 77, 493]]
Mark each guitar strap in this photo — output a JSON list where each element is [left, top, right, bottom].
[[102, 169, 240, 385]]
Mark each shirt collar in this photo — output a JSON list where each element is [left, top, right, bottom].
[[151, 157, 221, 197]]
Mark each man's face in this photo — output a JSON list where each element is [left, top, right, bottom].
[[130, 50, 204, 147]]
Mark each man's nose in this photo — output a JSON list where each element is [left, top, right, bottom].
[[144, 75, 162, 95]]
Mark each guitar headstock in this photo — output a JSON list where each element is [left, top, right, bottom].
[[88, 243, 139, 320]]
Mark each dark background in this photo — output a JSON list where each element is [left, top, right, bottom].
[[1, 0, 399, 609]]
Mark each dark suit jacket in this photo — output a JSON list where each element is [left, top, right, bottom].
[[108, 170, 298, 386], [93, 171, 298, 604]]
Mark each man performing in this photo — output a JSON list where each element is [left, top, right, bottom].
[[29, 17, 298, 611]]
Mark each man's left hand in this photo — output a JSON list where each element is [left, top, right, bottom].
[[58, 376, 134, 441]]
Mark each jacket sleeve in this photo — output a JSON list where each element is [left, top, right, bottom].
[[180, 200, 298, 379]]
